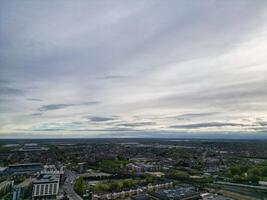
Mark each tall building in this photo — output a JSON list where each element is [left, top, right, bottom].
[[78, 162, 87, 173]]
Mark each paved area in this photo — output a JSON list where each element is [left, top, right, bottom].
[[62, 170, 83, 200]]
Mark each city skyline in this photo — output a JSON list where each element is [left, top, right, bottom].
[[1, 0, 267, 138]]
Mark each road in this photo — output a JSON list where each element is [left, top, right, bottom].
[[62, 170, 83, 200]]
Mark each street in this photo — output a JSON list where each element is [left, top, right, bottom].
[[61, 170, 83, 200]]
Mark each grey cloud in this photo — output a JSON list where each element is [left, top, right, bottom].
[[99, 131, 267, 139], [87, 116, 116, 122], [170, 122, 248, 129], [81, 101, 99, 105], [96, 75, 126, 80], [1, 1, 265, 82], [22, 128, 67, 132], [27, 98, 42, 102], [31, 113, 42, 116], [161, 80, 267, 108], [21, 127, 136, 133], [175, 112, 220, 120], [30, 128, 66, 131], [117, 122, 156, 127], [71, 121, 83, 125], [39, 104, 74, 111], [39, 101, 99, 111], [16, 127, 66, 132], [76, 127, 136, 132], [0, 86, 24, 96], [257, 121, 267, 126], [0, 98, 15, 103]]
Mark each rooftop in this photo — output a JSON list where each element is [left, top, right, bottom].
[[34, 174, 60, 184], [8, 163, 42, 167], [151, 187, 199, 200], [131, 194, 153, 200]]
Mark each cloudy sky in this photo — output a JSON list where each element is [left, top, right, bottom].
[[0, 0, 267, 138]]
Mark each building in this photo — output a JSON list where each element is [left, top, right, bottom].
[[78, 162, 87, 173], [0, 167, 8, 176], [41, 165, 64, 184], [7, 163, 43, 175], [12, 178, 35, 200], [32, 175, 60, 199], [81, 171, 112, 180], [259, 181, 267, 186], [41, 165, 64, 176], [149, 185, 200, 200], [12, 187, 21, 200], [201, 193, 234, 200], [18, 144, 48, 152], [131, 194, 154, 200], [127, 162, 159, 174], [145, 172, 165, 178], [92, 181, 173, 200]]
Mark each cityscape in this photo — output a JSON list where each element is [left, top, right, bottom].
[[1, 0, 267, 200], [0, 139, 267, 199]]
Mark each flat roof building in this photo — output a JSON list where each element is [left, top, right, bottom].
[[7, 163, 43, 175], [32, 175, 60, 200], [150, 186, 200, 200]]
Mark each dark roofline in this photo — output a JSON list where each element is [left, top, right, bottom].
[[9, 163, 42, 167]]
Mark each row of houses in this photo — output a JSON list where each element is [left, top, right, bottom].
[[92, 181, 173, 200], [126, 162, 160, 174]]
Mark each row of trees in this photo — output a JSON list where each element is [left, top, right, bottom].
[[96, 159, 129, 173], [167, 170, 190, 180], [74, 175, 158, 194], [227, 161, 267, 183], [89, 179, 135, 192]]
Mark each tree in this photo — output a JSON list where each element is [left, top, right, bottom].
[[169, 170, 189, 180], [233, 174, 246, 183], [247, 167, 260, 183], [260, 166, 267, 177], [230, 166, 241, 176], [123, 179, 132, 188], [74, 177, 84, 195], [109, 181, 119, 191]]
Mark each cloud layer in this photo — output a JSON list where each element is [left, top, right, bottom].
[[0, 0, 267, 138]]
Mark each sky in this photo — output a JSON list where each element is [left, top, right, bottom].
[[0, 0, 267, 138]]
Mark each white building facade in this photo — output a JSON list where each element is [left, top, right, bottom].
[[32, 175, 59, 199]]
